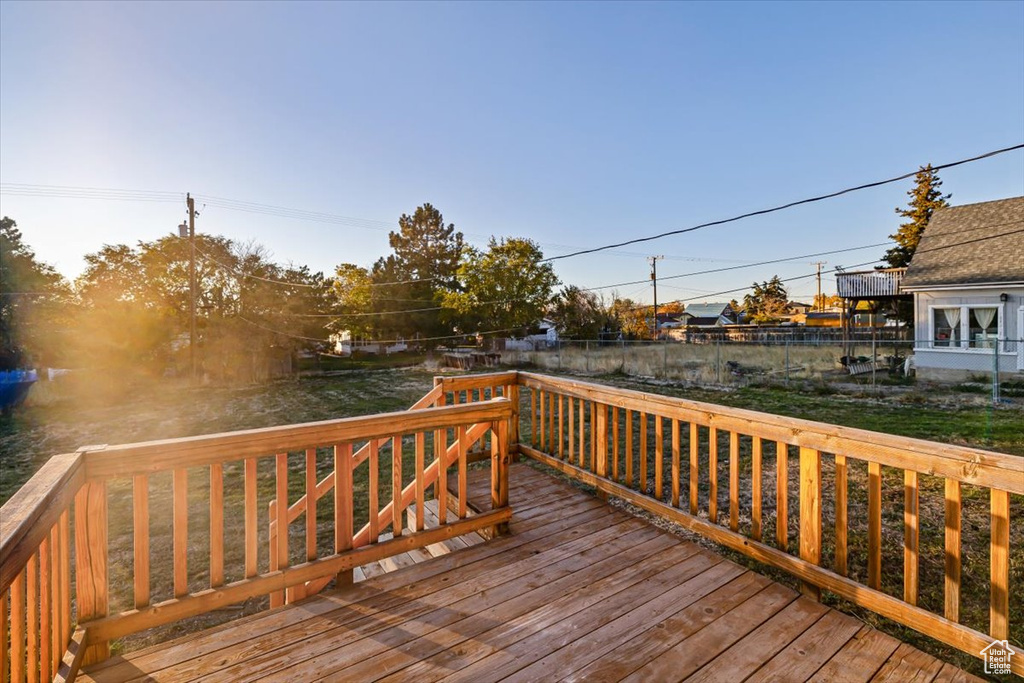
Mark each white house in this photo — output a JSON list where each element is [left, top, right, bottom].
[[901, 197, 1024, 381]]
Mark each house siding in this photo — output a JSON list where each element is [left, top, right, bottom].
[[911, 286, 1024, 379]]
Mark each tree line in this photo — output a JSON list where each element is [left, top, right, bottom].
[[0, 204, 667, 382]]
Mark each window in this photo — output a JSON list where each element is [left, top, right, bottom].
[[930, 304, 1001, 350], [932, 307, 960, 347], [968, 307, 999, 348]]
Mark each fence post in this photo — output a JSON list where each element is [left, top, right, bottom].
[[663, 338, 668, 377], [716, 339, 721, 384], [871, 333, 877, 392], [785, 340, 790, 384], [992, 338, 1000, 405]]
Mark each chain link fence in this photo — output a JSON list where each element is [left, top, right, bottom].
[[500, 337, 1024, 404]]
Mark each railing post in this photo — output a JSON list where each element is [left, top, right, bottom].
[[799, 447, 822, 600], [491, 418, 510, 536], [74, 481, 109, 664]]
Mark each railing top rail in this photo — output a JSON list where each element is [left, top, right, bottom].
[[84, 398, 511, 481], [519, 372, 1022, 493], [0, 451, 84, 592], [433, 371, 519, 391]]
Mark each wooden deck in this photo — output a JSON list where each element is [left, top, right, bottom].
[[78, 464, 981, 683]]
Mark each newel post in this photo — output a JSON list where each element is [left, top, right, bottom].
[[74, 480, 109, 664], [799, 446, 822, 600], [491, 418, 510, 536]]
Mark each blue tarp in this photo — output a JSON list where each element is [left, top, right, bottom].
[[0, 369, 37, 410]]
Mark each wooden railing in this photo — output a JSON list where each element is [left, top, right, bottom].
[[1, 393, 513, 681], [836, 267, 906, 298], [513, 371, 1022, 676]]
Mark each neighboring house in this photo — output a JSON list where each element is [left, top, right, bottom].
[[330, 330, 408, 356], [655, 312, 684, 329], [788, 301, 813, 315], [900, 196, 1024, 381], [683, 303, 737, 327]]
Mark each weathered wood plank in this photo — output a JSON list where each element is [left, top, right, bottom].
[[868, 461, 882, 590], [210, 464, 224, 588], [808, 625, 901, 683], [777, 441, 788, 551], [752, 436, 762, 541], [690, 422, 699, 514], [244, 458, 258, 579], [172, 468, 188, 599], [74, 482, 108, 664], [671, 419, 680, 508], [730, 431, 739, 531], [835, 454, 847, 575], [800, 447, 821, 599]]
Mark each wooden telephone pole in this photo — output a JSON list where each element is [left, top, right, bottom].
[[811, 261, 827, 311], [648, 255, 664, 338], [188, 194, 197, 381]]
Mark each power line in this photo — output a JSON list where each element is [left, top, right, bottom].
[[539, 143, 1024, 263]]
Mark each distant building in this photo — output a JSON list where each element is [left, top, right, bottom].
[[682, 303, 737, 327], [901, 196, 1024, 380]]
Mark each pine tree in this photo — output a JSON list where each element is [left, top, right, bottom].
[[883, 165, 950, 268]]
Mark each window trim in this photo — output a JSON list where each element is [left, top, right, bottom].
[[926, 304, 1004, 353]]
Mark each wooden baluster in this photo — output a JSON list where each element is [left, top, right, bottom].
[[26, 552, 38, 683], [868, 461, 882, 590], [393, 436, 404, 536], [578, 399, 586, 468], [549, 392, 555, 454], [531, 389, 537, 449], [689, 423, 699, 515], [538, 391, 546, 451], [558, 395, 564, 460], [590, 401, 597, 472], [991, 489, 1010, 639], [415, 433, 426, 532], [133, 474, 150, 608], [210, 464, 224, 589], [625, 409, 633, 488], [639, 413, 648, 493], [1, 590, 8, 683], [458, 426, 468, 519], [60, 510, 70, 644], [369, 441, 379, 541], [777, 442, 788, 551], [612, 407, 620, 482], [172, 468, 188, 599], [671, 419, 680, 508], [944, 478, 961, 622], [729, 432, 739, 531], [708, 427, 718, 523], [39, 538, 50, 683], [305, 449, 317, 562], [244, 458, 258, 579], [10, 570, 24, 683], [508, 383, 520, 450], [335, 443, 354, 586], [567, 397, 575, 467], [596, 403, 608, 480], [654, 416, 663, 500], [752, 436, 762, 541], [75, 482, 108, 664], [799, 447, 822, 600], [49, 524, 60, 677], [834, 455, 847, 575], [904, 470, 919, 605]]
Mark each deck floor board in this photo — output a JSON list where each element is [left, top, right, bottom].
[[79, 463, 982, 683]]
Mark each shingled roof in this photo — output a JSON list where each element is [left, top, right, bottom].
[[901, 196, 1024, 288]]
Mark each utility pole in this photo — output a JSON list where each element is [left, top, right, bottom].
[[648, 255, 664, 339], [187, 193, 197, 382], [811, 261, 827, 311]]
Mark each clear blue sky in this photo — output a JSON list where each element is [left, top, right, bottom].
[[2, 1, 1022, 305]]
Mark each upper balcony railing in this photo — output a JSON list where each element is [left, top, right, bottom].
[[836, 267, 907, 299], [1, 369, 1019, 679]]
